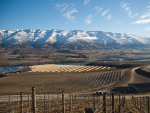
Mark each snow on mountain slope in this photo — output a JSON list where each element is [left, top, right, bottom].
[[0, 29, 150, 48]]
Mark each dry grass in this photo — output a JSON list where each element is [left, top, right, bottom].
[[0, 94, 124, 113], [122, 100, 140, 113]]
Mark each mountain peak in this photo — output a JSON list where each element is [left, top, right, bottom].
[[0, 29, 150, 49]]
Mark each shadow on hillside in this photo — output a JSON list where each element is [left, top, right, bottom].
[[135, 68, 150, 79]]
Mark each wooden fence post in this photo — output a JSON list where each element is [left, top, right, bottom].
[[112, 92, 115, 113], [62, 91, 65, 113], [103, 92, 107, 113], [110, 94, 111, 101], [124, 96, 125, 105], [140, 97, 141, 110], [119, 94, 120, 112], [44, 93, 46, 113], [57, 94, 59, 112], [28, 93, 30, 108], [48, 92, 50, 109], [20, 92, 23, 113], [17, 94, 19, 106], [137, 97, 138, 106], [32, 87, 36, 113], [9, 94, 11, 113], [70, 93, 72, 111], [93, 94, 96, 111], [148, 96, 149, 113]]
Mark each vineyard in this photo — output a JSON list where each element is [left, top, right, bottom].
[[29, 65, 125, 93], [62, 70, 125, 92], [132, 95, 150, 113], [0, 67, 125, 94], [0, 64, 127, 113], [0, 88, 125, 113]]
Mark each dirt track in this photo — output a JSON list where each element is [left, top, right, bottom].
[[77, 66, 150, 95], [114, 66, 150, 86]]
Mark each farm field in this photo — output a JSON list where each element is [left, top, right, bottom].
[[0, 64, 125, 95]]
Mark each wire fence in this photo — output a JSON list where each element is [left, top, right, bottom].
[[0, 87, 126, 113], [132, 95, 150, 113]]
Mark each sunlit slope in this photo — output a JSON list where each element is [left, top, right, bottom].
[[29, 64, 112, 73]]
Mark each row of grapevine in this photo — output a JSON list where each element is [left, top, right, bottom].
[[0, 90, 125, 113], [57, 70, 125, 92]]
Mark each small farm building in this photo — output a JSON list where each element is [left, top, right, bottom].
[[128, 82, 150, 93], [111, 82, 150, 94]]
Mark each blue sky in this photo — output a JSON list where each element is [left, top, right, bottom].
[[0, 0, 150, 36]]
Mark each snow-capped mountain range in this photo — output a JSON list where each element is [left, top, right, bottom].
[[0, 29, 150, 48]]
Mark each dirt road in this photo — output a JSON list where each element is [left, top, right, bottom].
[[77, 66, 150, 95]]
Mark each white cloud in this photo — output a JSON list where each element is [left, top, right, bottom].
[[60, 5, 69, 13], [85, 14, 92, 24], [141, 13, 150, 19], [62, 8, 78, 22], [122, 3, 129, 8], [106, 15, 112, 20], [121, 2, 138, 18], [133, 2, 150, 24], [84, 0, 90, 5], [101, 9, 109, 17], [94, 6, 99, 10], [55, 3, 78, 23], [132, 18, 150, 24], [140, 4, 150, 19], [96, 8, 103, 16], [93, 6, 103, 16], [114, 20, 120, 25], [55, 3, 62, 9], [145, 26, 150, 30]]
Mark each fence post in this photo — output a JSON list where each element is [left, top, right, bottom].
[[57, 94, 59, 112], [137, 97, 138, 106], [70, 93, 72, 111], [28, 93, 30, 108], [103, 92, 107, 113], [20, 92, 23, 113], [32, 87, 36, 113], [140, 97, 141, 110], [44, 93, 46, 113], [124, 96, 125, 105], [17, 94, 19, 106], [148, 96, 149, 113], [9, 94, 11, 112], [119, 94, 120, 112], [110, 94, 111, 101], [48, 92, 50, 109], [112, 92, 114, 113], [93, 94, 96, 111], [62, 91, 65, 113]]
